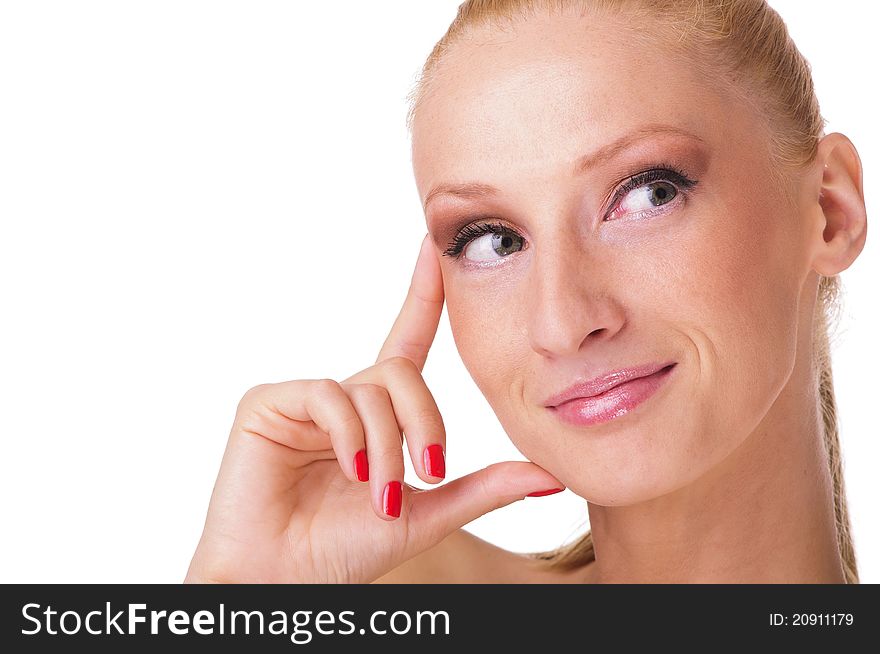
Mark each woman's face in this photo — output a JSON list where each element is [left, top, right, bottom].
[[411, 12, 818, 505]]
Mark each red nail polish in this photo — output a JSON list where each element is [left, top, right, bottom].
[[423, 444, 445, 479], [383, 481, 402, 518], [354, 449, 369, 482], [526, 487, 565, 497]]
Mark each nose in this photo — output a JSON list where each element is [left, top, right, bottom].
[[525, 238, 626, 358]]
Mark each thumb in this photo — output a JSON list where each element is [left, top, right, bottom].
[[407, 461, 565, 541]]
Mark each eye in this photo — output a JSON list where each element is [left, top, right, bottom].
[[604, 166, 698, 221], [441, 165, 699, 263], [620, 180, 676, 212], [442, 222, 525, 263]]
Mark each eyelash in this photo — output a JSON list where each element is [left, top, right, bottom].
[[441, 163, 699, 259]]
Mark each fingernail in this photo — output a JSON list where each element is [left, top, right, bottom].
[[526, 487, 565, 497], [423, 444, 445, 479], [353, 449, 369, 482], [383, 481, 402, 517]]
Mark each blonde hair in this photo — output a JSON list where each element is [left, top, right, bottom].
[[407, 0, 858, 583]]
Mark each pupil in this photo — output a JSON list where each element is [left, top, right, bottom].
[[651, 182, 674, 206], [491, 231, 520, 257]]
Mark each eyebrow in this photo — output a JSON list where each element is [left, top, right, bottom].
[[422, 123, 705, 210]]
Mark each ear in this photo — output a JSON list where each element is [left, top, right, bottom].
[[809, 132, 867, 276]]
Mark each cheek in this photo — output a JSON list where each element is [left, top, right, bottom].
[[445, 276, 503, 379], [444, 271, 528, 411], [444, 289, 483, 369], [663, 192, 802, 421], [703, 195, 800, 348]]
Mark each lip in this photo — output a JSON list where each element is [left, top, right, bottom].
[[545, 362, 677, 427], [544, 361, 677, 407]]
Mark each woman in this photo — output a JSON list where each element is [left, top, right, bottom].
[[185, 0, 867, 584]]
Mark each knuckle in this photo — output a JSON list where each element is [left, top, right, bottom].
[[311, 378, 342, 401], [482, 462, 506, 488], [382, 355, 417, 376], [372, 440, 405, 464], [484, 461, 512, 482], [479, 465, 508, 511], [334, 410, 364, 437], [347, 382, 389, 403], [411, 407, 445, 435], [476, 468, 497, 503], [238, 383, 269, 409]]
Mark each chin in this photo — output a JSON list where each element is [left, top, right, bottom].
[[526, 403, 713, 507], [552, 442, 686, 507], [556, 414, 748, 507]]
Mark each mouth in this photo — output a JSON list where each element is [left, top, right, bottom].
[[547, 363, 677, 427]]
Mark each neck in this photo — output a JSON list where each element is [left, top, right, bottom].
[[583, 350, 846, 584]]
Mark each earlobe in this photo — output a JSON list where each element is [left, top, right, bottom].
[[810, 132, 867, 277]]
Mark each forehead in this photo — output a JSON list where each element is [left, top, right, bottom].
[[411, 12, 750, 203]]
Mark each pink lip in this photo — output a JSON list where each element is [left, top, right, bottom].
[[545, 362, 677, 427]]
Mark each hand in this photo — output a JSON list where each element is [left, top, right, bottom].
[[184, 233, 565, 583]]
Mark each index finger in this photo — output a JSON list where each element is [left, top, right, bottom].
[[375, 233, 445, 372]]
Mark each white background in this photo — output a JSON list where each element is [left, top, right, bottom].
[[0, 1, 876, 583]]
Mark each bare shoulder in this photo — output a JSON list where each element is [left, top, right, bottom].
[[371, 529, 594, 584]]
